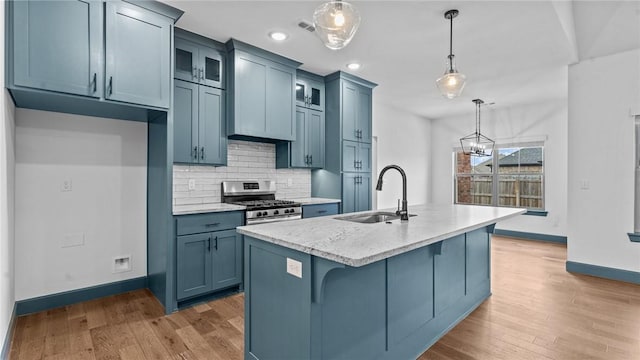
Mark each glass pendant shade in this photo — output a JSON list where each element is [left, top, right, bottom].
[[313, 1, 360, 50], [460, 99, 494, 157], [436, 56, 466, 99]]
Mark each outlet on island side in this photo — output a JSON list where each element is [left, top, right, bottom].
[[113, 255, 132, 273]]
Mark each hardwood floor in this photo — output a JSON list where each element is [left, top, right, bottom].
[[9, 236, 640, 360]]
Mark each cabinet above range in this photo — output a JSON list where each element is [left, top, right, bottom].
[[6, 0, 182, 121]]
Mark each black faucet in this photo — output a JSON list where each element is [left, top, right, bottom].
[[376, 165, 409, 221]]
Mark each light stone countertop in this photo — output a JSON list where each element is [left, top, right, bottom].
[[291, 197, 341, 205], [236, 204, 526, 267], [173, 203, 246, 215]]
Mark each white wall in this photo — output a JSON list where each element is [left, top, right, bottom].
[[430, 98, 569, 236], [373, 103, 431, 209], [0, 0, 17, 345], [568, 49, 640, 272], [15, 109, 147, 300]]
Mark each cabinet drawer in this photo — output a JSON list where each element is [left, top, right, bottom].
[[302, 203, 339, 218], [176, 211, 244, 235]]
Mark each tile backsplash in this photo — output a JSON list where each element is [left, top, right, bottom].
[[173, 140, 311, 206]]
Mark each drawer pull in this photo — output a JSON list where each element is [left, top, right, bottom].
[[205, 222, 220, 227], [317, 210, 327, 214]]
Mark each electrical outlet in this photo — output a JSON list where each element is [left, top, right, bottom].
[[286, 258, 302, 278], [62, 179, 72, 192], [188, 179, 196, 191]]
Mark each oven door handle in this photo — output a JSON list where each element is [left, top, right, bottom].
[[246, 214, 302, 225]]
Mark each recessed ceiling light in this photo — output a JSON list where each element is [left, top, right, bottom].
[[269, 31, 288, 41], [347, 62, 361, 70]]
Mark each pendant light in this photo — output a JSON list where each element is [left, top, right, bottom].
[[436, 9, 466, 99], [313, 0, 361, 50], [460, 99, 494, 157]]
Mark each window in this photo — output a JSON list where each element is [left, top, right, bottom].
[[455, 144, 544, 210]]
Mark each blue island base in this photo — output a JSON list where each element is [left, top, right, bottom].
[[244, 226, 493, 360]]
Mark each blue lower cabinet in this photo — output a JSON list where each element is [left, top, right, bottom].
[[342, 173, 371, 213], [175, 212, 243, 301], [302, 203, 339, 218], [212, 229, 243, 290], [177, 233, 213, 300]]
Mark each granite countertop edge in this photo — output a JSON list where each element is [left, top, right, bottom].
[[173, 203, 246, 215], [236, 205, 526, 267]]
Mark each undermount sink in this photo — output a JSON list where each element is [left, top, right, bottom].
[[337, 211, 417, 224]]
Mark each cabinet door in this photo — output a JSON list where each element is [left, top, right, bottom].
[[342, 140, 359, 172], [307, 78, 325, 112], [357, 87, 372, 143], [174, 80, 198, 163], [234, 53, 267, 135], [105, 1, 171, 108], [212, 230, 243, 290], [434, 235, 466, 314], [307, 110, 324, 168], [200, 46, 224, 89], [266, 63, 296, 141], [199, 86, 227, 165], [295, 79, 308, 108], [290, 108, 307, 167], [341, 174, 358, 214], [177, 233, 213, 300], [358, 142, 372, 173], [356, 174, 372, 212], [341, 81, 358, 141], [13, 0, 103, 98], [174, 38, 200, 84]]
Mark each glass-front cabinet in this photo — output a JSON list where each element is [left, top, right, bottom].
[[296, 70, 324, 112], [175, 37, 224, 89]]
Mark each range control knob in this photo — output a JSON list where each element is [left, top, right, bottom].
[[290, 208, 296, 213], [284, 209, 290, 214], [256, 212, 263, 217], [274, 210, 279, 215], [262, 211, 268, 216]]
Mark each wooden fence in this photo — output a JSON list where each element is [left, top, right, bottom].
[[456, 176, 544, 209]]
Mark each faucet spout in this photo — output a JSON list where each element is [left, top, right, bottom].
[[376, 165, 409, 221]]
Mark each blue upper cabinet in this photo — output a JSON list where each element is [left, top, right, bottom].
[[174, 80, 226, 166], [12, 0, 104, 98], [7, 0, 182, 119], [105, 1, 171, 108], [226, 39, 301, 141], [296, 70, 325, 112], [175, 33, 225, 89], [341, 79, 372, 143]]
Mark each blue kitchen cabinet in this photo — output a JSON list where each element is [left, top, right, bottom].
[[311, 72, 376, 214], [8, 0, 180, 117], [105, 1, 172, 108], [175, 212, 244, 302], [12, 0, 103, 98], [302, 203, 339, 218], [212, 229, 243, 290], [276, 107, 325, 169], [175, 34, 224, 89], [341, 79, 372, 143], [296, 70, 325, 112], [174, 80, 226, 165], [226, 39, 301, 141], [177, 232, 213, 300], [342, 140, 371, 173], [342, 173, 371, 213]]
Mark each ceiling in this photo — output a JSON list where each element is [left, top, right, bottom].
[[163, 1, 640, 120]]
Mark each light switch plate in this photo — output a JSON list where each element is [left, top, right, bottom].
[[286, 258, 302, 278]]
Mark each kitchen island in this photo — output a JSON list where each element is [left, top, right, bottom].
[[236, 204, 525, 360]]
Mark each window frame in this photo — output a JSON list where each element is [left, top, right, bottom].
[[453, 142, 546, 211]]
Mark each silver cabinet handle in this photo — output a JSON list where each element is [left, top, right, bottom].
[[108, 76, 113, 96], [207, 237, 211, 252], [199, 68, 204, 81], [193, 67, 198, 80], [193, 146, 198, 160], [205, 222, 220, 227], [214, 236, 218, 250], [309, 155, 312, 165], [200, 146, 205, 160], [92, 73, 97, 93]]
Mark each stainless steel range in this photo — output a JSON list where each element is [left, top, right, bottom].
[[221, 180, 302, 225]]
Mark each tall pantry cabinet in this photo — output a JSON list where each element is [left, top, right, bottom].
[[312, 71, 377, 213]]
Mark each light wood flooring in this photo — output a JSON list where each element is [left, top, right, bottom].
[[9, 236, 640, 359]]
